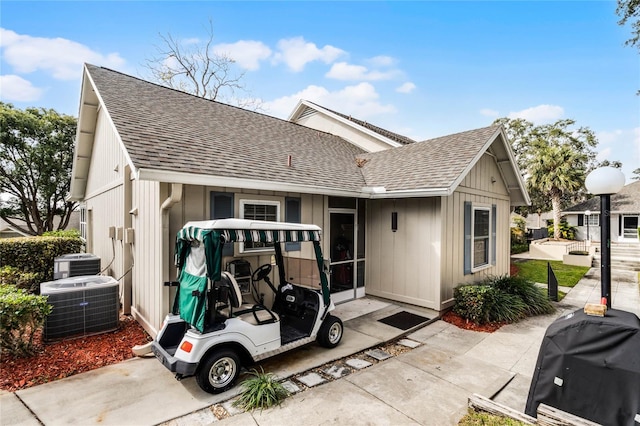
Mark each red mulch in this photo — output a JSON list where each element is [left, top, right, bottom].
[[0, 315, 151, 392], [510, 263, 519, 276], [441, 310, 506, 333]]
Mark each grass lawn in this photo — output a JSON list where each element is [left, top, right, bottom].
[[513, 260, 589, 288]]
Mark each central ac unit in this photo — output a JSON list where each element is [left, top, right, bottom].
[[41, 275, 119, 340], [54, 253, 101, 280]]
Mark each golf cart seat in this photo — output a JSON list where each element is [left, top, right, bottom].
[[221, 272, 279, 326]]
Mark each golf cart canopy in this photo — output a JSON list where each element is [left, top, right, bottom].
[[173, 219, 329, 331]]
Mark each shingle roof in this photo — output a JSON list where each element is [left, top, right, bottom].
[[357, 125, 502, 191], [563, 180, 640, 213], [86, 65, 367, 192], [305, 101, 416, 146]]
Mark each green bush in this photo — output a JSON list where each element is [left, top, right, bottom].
[[0, 236, 83, 291], [510, 243, 529, 255], [568, 250, 589, 256], [546, 218, 577, 240], [0, 285, 52, 356], [233, 367, 288, 411], [454, 275, 554, 325], [42, 229, 81, 238], [0, 266, 41, 294]]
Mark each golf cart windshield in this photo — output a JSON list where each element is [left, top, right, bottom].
[[172, 219, 329, 331]]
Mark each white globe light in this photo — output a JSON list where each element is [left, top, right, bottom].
[[585, 167, 625, 195]]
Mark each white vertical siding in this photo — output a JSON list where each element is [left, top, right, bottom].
[[440, 153, 511, 308], [81, 108, 128, 315], [365, 198, 441, 309], [131, 180, 163, 335]]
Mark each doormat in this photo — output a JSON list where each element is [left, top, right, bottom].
[[378, 311, 430, 330]]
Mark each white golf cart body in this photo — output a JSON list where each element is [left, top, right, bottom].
[[151, 219, 343, 393]]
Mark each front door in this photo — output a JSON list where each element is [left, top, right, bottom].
[[622, 215, 639, 241], [329, 211, 357, 303]]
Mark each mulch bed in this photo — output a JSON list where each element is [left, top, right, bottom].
[[441, 310, 506, 333], [0, 315, 151, 392]]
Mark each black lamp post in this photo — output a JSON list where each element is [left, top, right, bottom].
[[585, 167, 625, 309]]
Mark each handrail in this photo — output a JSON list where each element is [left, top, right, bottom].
[[566, 241, 588, 253]]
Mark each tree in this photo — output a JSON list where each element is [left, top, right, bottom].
[[145, 20, 261, 109], [0, 103, 77, 235], [632, 167, 640, 180], [528, 144, 585, 239], [617, 0, 640, 51], [598, 159, 623, 168], [495, 118, 599, 239]]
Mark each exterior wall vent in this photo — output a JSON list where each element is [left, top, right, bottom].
[[40, 275, 119, 340], [54, 253, 101, 279]]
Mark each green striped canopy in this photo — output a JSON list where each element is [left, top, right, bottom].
[[173, 219, 329, 330]]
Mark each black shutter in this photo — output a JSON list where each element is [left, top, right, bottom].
[[210, 192, 234, 256], [578, 214, 584, 226], [285, 197, 301, 251], [491, 204, 497, 265], [464, 201, 472, 275]]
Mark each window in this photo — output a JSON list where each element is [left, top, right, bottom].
[[210, 192, 234, 256], [240, 200, 280, 252], [285, 197, 301, 251], [586, 214, 599, 226], [79, 205, 87, 242], [473, 208, 490, 268], [464, 202, 496, 274]]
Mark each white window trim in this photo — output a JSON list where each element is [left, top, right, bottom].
[[471, 205, 492, 272], [79, 204, 88, 243], [239, 199, 281, 253], [586, 214, 599, 226]]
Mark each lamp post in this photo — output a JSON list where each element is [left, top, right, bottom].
[[585, 167, 625, 309], [585, 210, 591, 242]]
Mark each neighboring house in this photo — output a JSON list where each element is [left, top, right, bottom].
[[69, 64, 529, 337], [0, 212, 80, 239], [562, 181, 640, 243]]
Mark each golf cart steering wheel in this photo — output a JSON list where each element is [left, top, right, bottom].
[[252, 264, 272, 282]]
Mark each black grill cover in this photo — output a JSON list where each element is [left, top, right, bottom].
[[525, 309, 640, 425]]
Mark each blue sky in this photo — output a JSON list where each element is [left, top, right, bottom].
[[1, 1, 639, 181]]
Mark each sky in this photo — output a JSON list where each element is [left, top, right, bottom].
[[1, 1, 639, 182]]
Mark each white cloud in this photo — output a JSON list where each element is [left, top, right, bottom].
[[479, 108, 499, 117], [325, 62, 399, 81], [213, 40, 272, 71], [596, 147, 611, 162], [263, 82, 396, 119], [507, 104, 564, 124], [182, 37, 201, 45], [396, 82, 416, 94], [0, 74, 43, 101], [597, 129, 623, 145], [273, 37, 345, 72], [368, 55, 395, 67], [0, 28, 125, 80]]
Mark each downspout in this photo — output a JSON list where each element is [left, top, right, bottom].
[[133, 183, 182, 357], [161, 183, 183, 315]]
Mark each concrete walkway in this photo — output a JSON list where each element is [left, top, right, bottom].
[[1, 267, 638, 426]]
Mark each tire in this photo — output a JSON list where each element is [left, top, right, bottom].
[[195, 349, 241, 394], [317, 315, 343, 348]]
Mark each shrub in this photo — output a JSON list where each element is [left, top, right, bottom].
[[568, 250, 589, 256], [454, 275, 555, 325], [42, 229, 81, 238], [0, 266, 41, 294], [510, 243, 529, 255], [546, 218, 577, 240], [233, 367, 288, 411], [0, 285, 52, 356], [0, 236, 83, 291], [488, 275, 555, 316]]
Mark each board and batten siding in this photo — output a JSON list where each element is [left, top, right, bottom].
[[130, 180, 164, 336], [80, 108, 128, 312], [440, 152, 511, 308], [365, 198, 442, 310]]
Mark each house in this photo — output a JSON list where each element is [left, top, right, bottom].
[[69, 64, 529, 336], [562, 180, 640, 243]]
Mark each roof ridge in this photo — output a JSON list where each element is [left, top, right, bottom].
[[84, 63, 342, 140]]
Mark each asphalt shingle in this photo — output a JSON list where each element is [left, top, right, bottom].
[[564, 180, 640, 213]]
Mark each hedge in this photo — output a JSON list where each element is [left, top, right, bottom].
[[0, 266, 40, 294], [0, 236, 83, 292], [0, 284, 52, 356]]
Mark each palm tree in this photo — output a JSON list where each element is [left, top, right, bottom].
[[527, 143, 585, 240]]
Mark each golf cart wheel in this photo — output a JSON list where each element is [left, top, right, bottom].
[[195, 349, 241, 394], [317, 315, 343, 348]]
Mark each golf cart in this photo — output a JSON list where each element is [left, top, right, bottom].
[[151, 219, 343, 394]]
